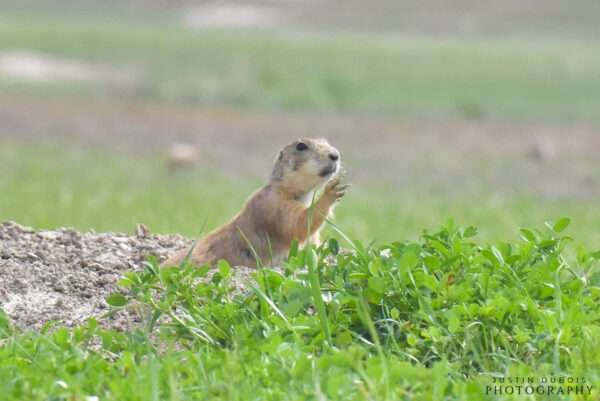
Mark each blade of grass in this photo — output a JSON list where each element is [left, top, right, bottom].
[[306, 247, 332, 344]]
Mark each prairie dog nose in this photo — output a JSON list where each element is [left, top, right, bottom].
[[329, 152, 339, 161]]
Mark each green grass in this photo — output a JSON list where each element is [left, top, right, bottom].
[[1, 8, 600, 121], [2, 219, 599, 400]]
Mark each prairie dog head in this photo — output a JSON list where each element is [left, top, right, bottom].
[[271, 138, 341, 198]]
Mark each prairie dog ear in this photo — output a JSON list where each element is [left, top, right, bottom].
[[271, 150, 285, 180]]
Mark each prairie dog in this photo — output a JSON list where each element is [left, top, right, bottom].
[[162, 138, 347, 268]]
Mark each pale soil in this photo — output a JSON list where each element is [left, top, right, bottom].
[[0, 221, 193, 330], [0, 51, 136, 85], [0, 218, 264, 331]]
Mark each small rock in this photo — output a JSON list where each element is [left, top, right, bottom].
[[529, 139, 557, 163], [53, 280, 67, 293], [135, 223, 150, 238], [38, 231, 61, 240], [166, 142, 199, 170]]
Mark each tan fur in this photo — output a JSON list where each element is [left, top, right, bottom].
[[162, 138, 347, 268]]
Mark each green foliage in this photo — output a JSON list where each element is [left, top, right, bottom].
[[1, 221, 599, 400]]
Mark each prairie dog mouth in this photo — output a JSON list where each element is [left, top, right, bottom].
[[319, 163, 338, 177]]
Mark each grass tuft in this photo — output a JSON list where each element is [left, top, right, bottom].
[[2, 220, 599, 400]]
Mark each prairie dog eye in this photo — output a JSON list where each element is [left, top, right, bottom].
[[296, 142, 308, 151]]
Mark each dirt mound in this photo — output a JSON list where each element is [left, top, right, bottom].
[[0, 221, 195, 331]]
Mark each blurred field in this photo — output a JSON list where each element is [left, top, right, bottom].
[[7, 0, 600, 36], [1, 5, 599, 246], [1, 8, 600, 120]]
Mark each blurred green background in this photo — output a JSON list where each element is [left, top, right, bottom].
[[1, 0, 599, 246]]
